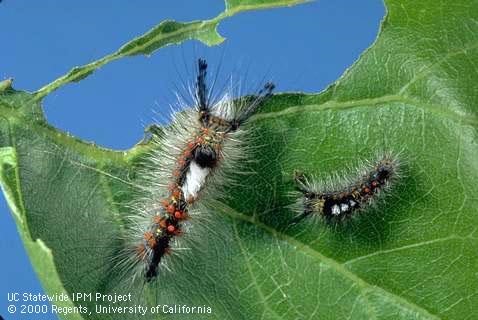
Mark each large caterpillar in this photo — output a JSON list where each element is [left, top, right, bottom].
[[293, 153, 400, 223], [120, 59, 274, 282]]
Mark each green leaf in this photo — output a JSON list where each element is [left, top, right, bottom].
[[1, 0, 477, 319], [0, 147, 84, 320]]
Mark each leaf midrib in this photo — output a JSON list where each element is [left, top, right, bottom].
[[252, 94, 478, 126]]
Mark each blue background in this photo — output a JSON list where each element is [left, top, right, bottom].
[[0, 0, 384, 319]]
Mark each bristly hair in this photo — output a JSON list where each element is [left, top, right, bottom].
[[196, 58, 209, 112], [291, 152, 402, 224], [118, 58, 275, 283]]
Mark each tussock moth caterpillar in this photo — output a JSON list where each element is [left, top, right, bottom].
[[293, 153, 401, 223], [119, 59, 275, 282]]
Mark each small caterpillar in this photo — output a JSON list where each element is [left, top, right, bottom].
[[120, 59, 274, 282], [293, 153, 400, 223]]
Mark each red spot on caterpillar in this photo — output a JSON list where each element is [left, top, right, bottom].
[[364, 187, 371, 194], [167, 225, 176, 234], [174, 210, 186, 220]]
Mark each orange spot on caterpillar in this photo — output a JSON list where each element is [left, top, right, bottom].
[[167, 204, 175, 214], [174, 210, 187, 220], [172, 189, 182, 199], [153, 215, 162, 224], [158, 218, 168, 229], [161, 199, 169, 207], [184, 149, 192, 158], [143, 231, 157, 248], [178, 157, 186, 166]]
